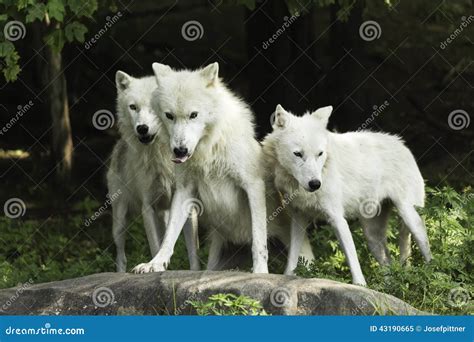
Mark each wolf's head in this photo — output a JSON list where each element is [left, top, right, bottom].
[[270, 104, 333, 192], [151, 62, 220, 164], [115, 71, 159, 145]]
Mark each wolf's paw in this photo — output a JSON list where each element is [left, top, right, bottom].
[[131, 262, 166, 274]]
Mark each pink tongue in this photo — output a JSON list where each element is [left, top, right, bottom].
[[172, 156, 188, 164]]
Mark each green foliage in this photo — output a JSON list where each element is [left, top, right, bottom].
[[0, 194, 192, 289], [295, 186, 474, 315], [1, 186, 471, 315], [189, 293, 267, 316], [0, 0, 108, 81]]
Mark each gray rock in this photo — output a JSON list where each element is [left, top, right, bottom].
[[0, 271, 421, 315]]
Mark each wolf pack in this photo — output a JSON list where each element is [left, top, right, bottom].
[[107, 62, 432, 286]]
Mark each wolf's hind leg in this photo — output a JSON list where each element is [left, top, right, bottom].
[[207, 232, 224, 271], [396, 203, 432, 262], [399, 222, 412, 264], [359, 203, 392, 266]]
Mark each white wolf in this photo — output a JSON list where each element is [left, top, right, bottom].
[[262, 104, 432, 285], [132, 62, 314, 274], [107, 71, 199, 272]]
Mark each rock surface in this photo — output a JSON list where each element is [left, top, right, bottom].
[[0, 271, 421, 315]]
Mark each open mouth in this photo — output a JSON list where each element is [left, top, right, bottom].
[[171, 154, 191, 164], [138, 134, 156, 145]]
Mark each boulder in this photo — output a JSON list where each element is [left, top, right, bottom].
[[0, 271, 421, 315]]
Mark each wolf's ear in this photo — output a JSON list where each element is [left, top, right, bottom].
[[200, 62, 219, 86], [116, 71, 131, 91], [311, 106, 333, 127], [152, 63, 172, 81], [273, 104, 289, 129]]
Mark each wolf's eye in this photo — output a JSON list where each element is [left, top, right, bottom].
[[165, 112, 174, 120], [129, 104, 137, 111], [190, 111, 198, 119], [318, 151, 324, 157], [293, 151, 303, 158]]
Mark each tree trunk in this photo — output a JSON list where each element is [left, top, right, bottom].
[[46, 47, 73, 183]]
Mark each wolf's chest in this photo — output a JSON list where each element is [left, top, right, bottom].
[[196, 176, 245, 214]]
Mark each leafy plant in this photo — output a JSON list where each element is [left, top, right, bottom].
[[189, 293, 267, 316], [295, 186, 474, 315]]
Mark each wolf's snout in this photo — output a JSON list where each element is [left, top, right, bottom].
[[173, 147, 188, 158], [136, 124, 149, 135], [308, 179, 321, 192]]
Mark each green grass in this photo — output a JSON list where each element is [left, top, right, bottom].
[[0, 186, 472, 315], [295, 186, 474, 315]]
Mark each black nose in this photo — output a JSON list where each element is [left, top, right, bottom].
[[308, 179, 321, 191], [173, 147, 188, 158], [136, 124, 149, 135]]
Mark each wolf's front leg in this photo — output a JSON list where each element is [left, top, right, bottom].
[[284, 215, 310, 275], [328, 213, 366, 286], [141, 200, 161, 257], [183, 211, 200, 271], [132, 184, 195, 273], [243, 179, 269, 274]]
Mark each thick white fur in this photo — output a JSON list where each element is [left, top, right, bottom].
[[107, 72, 199, 272], [262, 105, 432, 285], [132, 63, 314, 274]]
